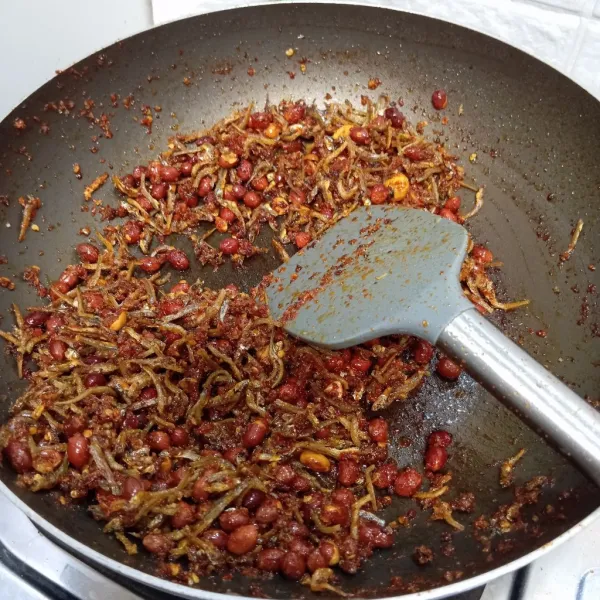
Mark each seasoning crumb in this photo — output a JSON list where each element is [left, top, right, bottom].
[[368, 77, 382, 90], [18, 196, 41, 242], [469, 153, 477, 163], [13, 118, 26, 130], [247, 67, 255, 77], [413, 545, 434, 566], [84, 173, 109, 201], [31, 224, 40, 232], [140, 106, 154, 133], [559, 218, 584, 263], [212, 64, 233, 76], [0, 277, 15, 290], [458, 104, 464, 116], [500, 448, 526, 488], [183, 77, 191, 86], [285, 48, 295, 57], [416, 121, 428, 133], [79, 227, 91, 236], [589, 264, 596, 271], [300, 63, 306, 74]]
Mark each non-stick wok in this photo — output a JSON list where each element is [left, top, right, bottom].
[[0, 4, 598, 599]]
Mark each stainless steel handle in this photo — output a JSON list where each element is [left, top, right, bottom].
[[438, 309, 600, 487]]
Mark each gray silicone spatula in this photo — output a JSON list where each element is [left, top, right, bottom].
[[265, 205, 600, 486]]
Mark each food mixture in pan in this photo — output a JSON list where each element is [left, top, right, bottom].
[[0, 97, 529, 593]]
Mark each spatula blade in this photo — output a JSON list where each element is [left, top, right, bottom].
[[265, 206, 473, 348]]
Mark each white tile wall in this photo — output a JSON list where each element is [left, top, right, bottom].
[[405, 0, 581, 71], [521, 0, 590, 13], [0, 0, 598, 122]]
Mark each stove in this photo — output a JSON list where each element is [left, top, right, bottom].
[[0, 491, 597, 600]]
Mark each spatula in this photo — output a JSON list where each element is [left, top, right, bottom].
[[265, 205, 600, 486]]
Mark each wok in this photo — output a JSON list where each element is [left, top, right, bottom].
[[0, 4, 598, 599]]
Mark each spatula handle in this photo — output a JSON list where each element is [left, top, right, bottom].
[[438, 309, 600, 487]]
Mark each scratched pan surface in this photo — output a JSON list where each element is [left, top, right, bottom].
[[0, 4, 598, 599]]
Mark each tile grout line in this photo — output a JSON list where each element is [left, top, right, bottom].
[[564, 0, 597, 74], [514, 0, 588, 17], [147, 0, 157, 27], [564, 19, 587, 74]]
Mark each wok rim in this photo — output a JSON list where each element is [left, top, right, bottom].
[[2, 483, 600, 599]]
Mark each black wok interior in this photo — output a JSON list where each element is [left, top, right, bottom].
[[0, 4, 598, 598]]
